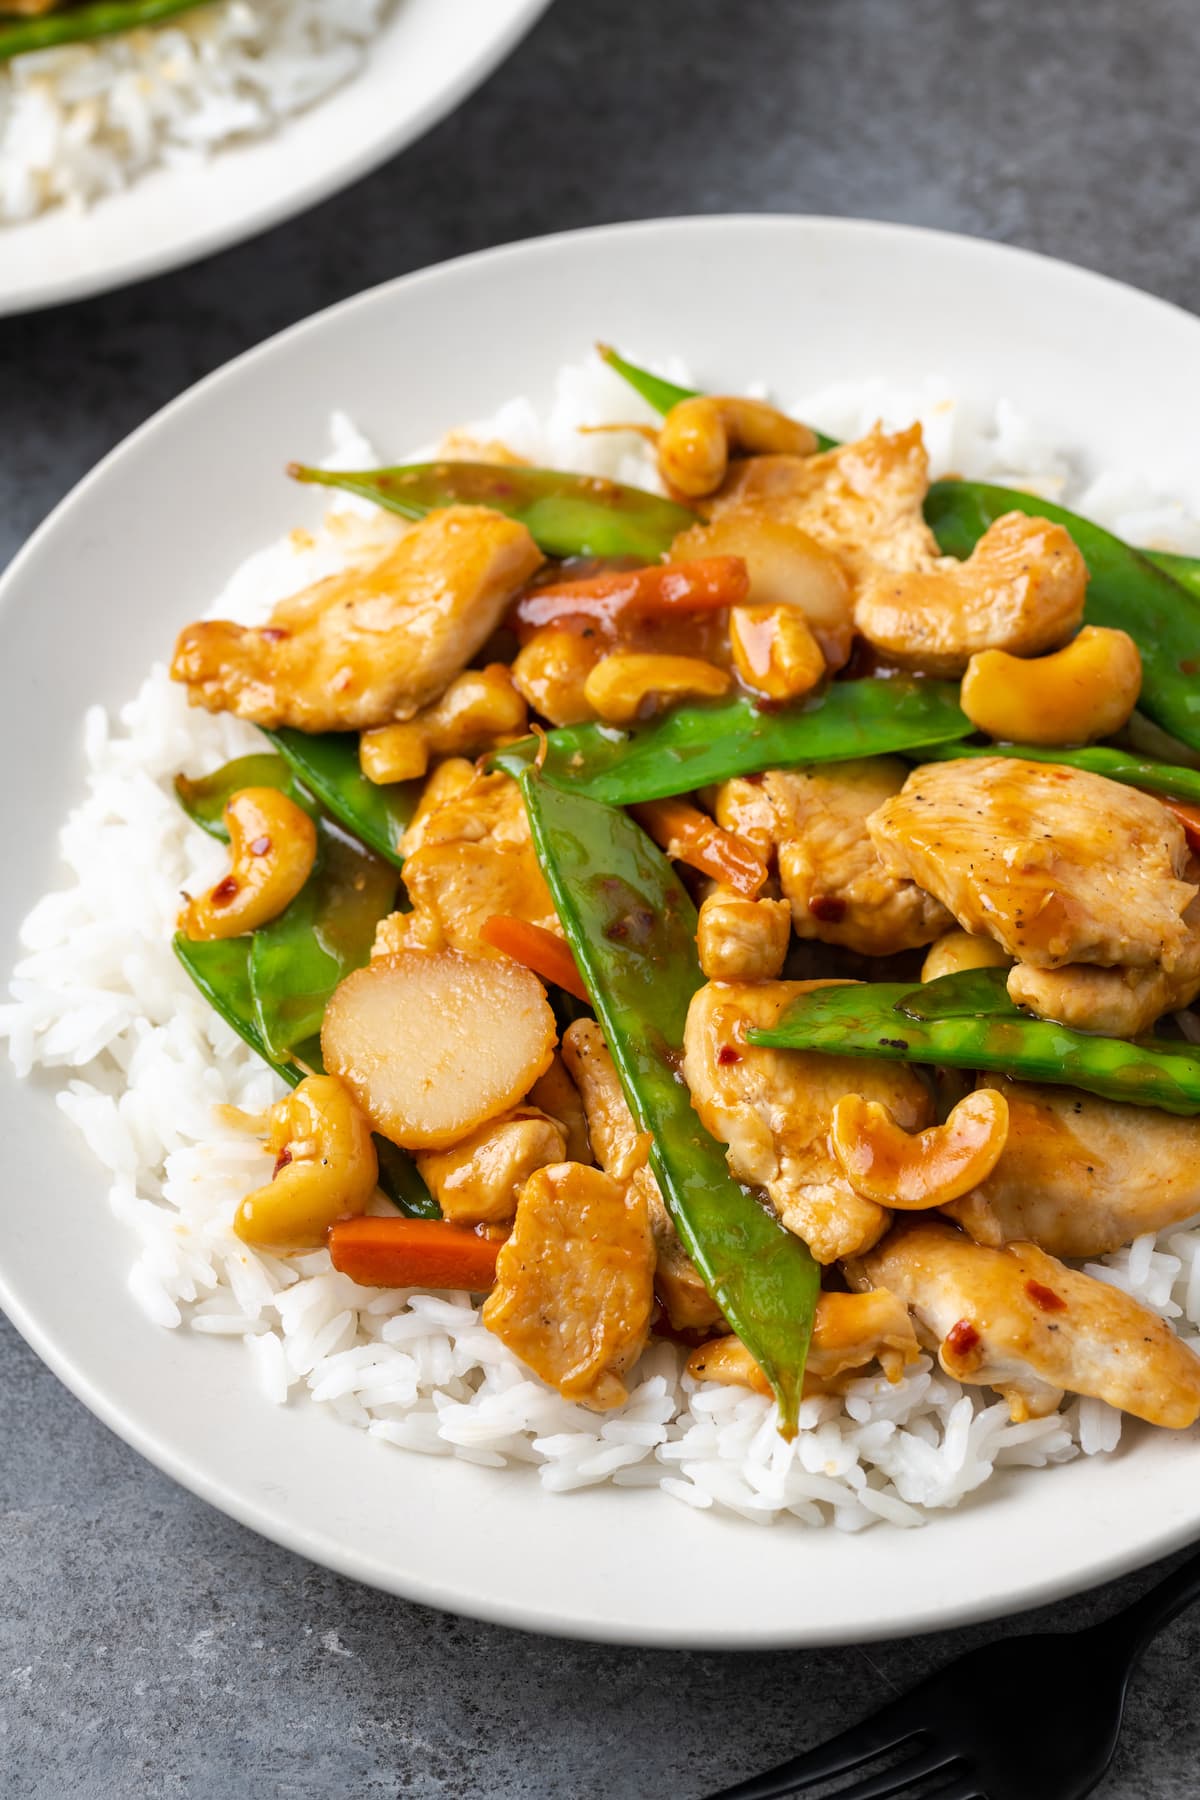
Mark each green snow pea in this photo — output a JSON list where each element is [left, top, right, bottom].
[[288, 461, 695, 563], [175, 753, 317, 840], [249, 825, 399, 1062], [911, 739, 1200, 807], [492, 677, 970, 805], [604, 347, 1200, 753], [521, 771, 819, 1435], [596, 344, 839, 451], [172, 934, 436, 1219], [263, 729, 417, 868], [0, 0, 207, 59], [748, 969, 1200, 1116]]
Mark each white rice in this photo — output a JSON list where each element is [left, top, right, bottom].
[[0, 0, 394, 224], [4, 349, 1200, 1530]]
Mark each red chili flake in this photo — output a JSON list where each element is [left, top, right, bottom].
[[211, 875, 239, 906], [1181, 656, 1200, 676], [273, 1147, 293, 1178], [717, 1045, 742, 1065], [259, 627, 289, 643], [1026, 1280, 1067, 1312], [945, 1318, 980, 1357], [809, 894, 847, 923], [248, 835, 272, 857]]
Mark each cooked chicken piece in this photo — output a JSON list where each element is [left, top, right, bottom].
[[944, 1077, 1200, 1259], [712, 774, 779, 856], [373, 770, 559, 960], [869, 758, 1197, 970], [851, 1217, 1200, 1427], [171, 507, 543, 732], [682, 981, 933, 1263], [562, 1020, 721, 1331], [416, 1107, 566, 1225], [696, 885, 792, 981], [708, 425, 1086, 675], [717, 761, 952, 956], [686, 1288, 920, 1397], [528, 1054, 593, 1165], [482, 1161, 656, 1410], [1007, 903, 1200, 1035]]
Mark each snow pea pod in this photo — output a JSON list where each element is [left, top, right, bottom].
[[520, 771, 819, 1435], [172, 933, 436, 1218], [288, 461, 695, 563], [175, 753, 317, 840], [748, 969, 1200, 1116], [263, 729, 417, 868], [912, 739, 1200, 807], [250, 825, 399, 1061], [604, 348, 1200, 752], [0, 0, 206, 58], [596, 345, 839, 451], [492, 677, 971, 805]]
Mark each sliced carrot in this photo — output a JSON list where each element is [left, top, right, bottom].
[[514, 555, 749, 632], [1160, 796, 1200, 854], [328, 1216, 501, 1290], [631, 798, 768, 898], [480, 914, 591, 1002]]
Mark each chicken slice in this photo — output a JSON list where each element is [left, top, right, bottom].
[[944, 1077, 1200, 1259], [696, 885, 792, 981], [171, 507, 543, 731], [716, 760, 952, 957], [868, 757, 1197, 970], [416, 1107, 566, 1225], [528, 1054, 593, 1166], [851, 1217, 1200, 1427], [373, 770, 559, 960], [686, 1288, 920, 1397], [682, 980, 932, 1262], [1007, 897, 1200, 1035], [562, 1020, 721, 1331], [708, 425, 1086, 675], [482, 1161, 656, 1410]]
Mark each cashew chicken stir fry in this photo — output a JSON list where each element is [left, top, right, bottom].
[[167, 348, 1200, 1451]]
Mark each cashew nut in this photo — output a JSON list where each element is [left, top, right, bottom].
[[960, 625, 1143, 746], [729, 603, 826, 700], [511, 627, 603, 726], [921, 930, 1013, 984], [180, 786, 317, 941], [697, 886, 792, 981], [234, 1074, 378, 1249], [657, 396, 817, 498], [583, 652, 730, 724], [672, 512, 853, 668], [361, 665, 528, 784], [831, 1089, 1010, 1209]]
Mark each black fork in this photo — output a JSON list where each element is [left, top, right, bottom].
[[699, 1546, 1200, 1800]]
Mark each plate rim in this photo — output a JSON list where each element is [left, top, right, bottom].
[[4, 212, 1200, 1647], [0, 0, 554, 318]]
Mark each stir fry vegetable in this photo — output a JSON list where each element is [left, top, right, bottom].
[[602, 345, 1200, 752], [748, 969, 1200, 1116], [492, 677, 971, 805], [0, 0, 207, 59], [289, 461, 695, 563], [175, 754, 317, 835], [328, 1216, 501, 1290], [264, 729, 417, 867], [913, 739, 1200, 807], [520, 770, 820, 1434]]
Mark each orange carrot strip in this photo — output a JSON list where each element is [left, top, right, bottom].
[[631, 798, 768, 898], [514, 555, 749, 631], [328, 1216, 501, 1290], [480, 914, 591, 1002], [1161, 797, 1200, 854]]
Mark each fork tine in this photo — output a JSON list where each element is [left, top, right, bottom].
[[696, 1696, 919, 1800], [832, 1744, 963, 1800]]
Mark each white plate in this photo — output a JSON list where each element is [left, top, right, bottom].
[[0, 0, 551, 317], [3, 216, 1200, 1648]]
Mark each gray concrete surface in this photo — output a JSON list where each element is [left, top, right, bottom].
[[4, 0, 1200, 1793]]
